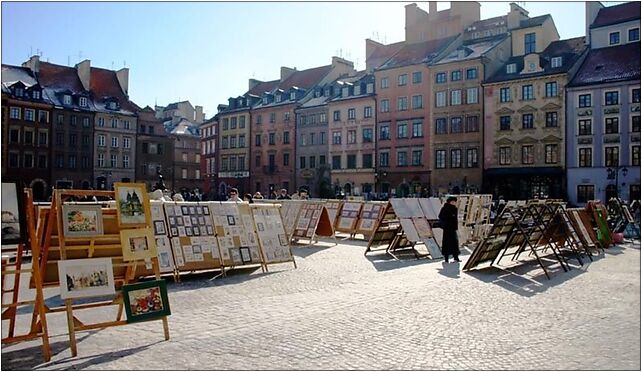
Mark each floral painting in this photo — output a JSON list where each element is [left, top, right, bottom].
[[122, 279, 171, 323], [62, 204, 104, 237]]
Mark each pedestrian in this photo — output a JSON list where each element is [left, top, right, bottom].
[[228, 188, 242, 202], [253, 192, 264, 200], [438, 196, 461, 263], [277, 188, 291, 200], [243, 193, 254, 204]]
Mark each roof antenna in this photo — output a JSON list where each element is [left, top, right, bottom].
[[67, 55, 70, 66], [111, 61, 114, 69], [123, 60, 126, 67]]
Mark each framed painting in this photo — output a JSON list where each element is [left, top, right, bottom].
[[115, 183, 151, 228], [62, 204, 104, 238], [119, 227, 158, 261], [122, 279, 171, 323], [57, 257, 116, 299], [1, 182, 27, 245], [153, 220, 166, 236]]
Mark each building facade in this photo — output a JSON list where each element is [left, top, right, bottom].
[[200, 115, 218, 199], [167, 119, 201, 194], [136, 106, 174, 191]]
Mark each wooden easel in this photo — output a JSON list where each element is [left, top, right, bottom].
[[38, 189, 170, 357], [1, 188, 51, 361]]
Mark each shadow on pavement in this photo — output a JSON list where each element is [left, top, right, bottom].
[[165, 266, 276, 292], [42, 341, 162, 371], [365, 251, 435, 271], [437, 261, 461, 279], [291, 245, 334, 259], [1, 333, 93, 370]]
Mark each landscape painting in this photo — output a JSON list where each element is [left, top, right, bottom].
[[115, 183, 150, 228], [62, 204, 104, 237], [57, 257, 116, 299], [1, 182, 26, 245]]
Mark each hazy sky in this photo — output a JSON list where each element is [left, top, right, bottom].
[[1, 1, 619, 118]]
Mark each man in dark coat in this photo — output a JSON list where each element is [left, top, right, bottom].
[[439, 196, 461, 263]]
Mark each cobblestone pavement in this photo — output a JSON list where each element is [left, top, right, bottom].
[[2, 238, 640, 370]]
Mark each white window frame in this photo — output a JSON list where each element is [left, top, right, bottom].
[[79, 97, 88, 107], [97, 134, 106, 147], [551, 57, 562, 68], [603, 144, 621, 167], [450, 90, 462, 106], [577, 146, 594, 168], [10, 107, 21, 119], [123, 137, 131, 149], [466, 87, 478, 104], [435, 91, 447, 107], [111, 136, 119, 148], [63, 95, 72, 105], [506, 64, 516, 74]]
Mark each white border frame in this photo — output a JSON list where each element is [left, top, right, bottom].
[[57, 258, 115, 299]]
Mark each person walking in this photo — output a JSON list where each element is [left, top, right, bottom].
[[227, 188, 242, 202], [439, 196, 461, 263], [243, 193, 254, 203]]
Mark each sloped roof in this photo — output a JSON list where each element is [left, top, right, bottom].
[[377, 35, 459, 70], [591, 2, 641, 29], [279, 64, 332, 91], [466, 15, 507, 33], [485, 36, 587, 84], [165, 117, 200, 137], [2, 64, 39, 90], [435, 34, 508, 65], [38, 62, 85, 92], [569, 42, 641, 87], [164, 100, 191, 111], [513, 14, 551, 30], [90, 66, 137, 113], [366, 41, 405, 71], [246, 79, 280, 96]]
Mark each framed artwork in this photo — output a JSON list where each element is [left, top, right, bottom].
[[257, 222, 265, 232], [1, 182, 27, 245], [178, 226, 186, 236], [206, 225, 214, 235], [183, 216, 191, 226], [153, 220, 166, 236], [227, 215, 236, 226], [185, 226, 193, 236], [155, 237, 174, 273], [198, 216, 206, 225], [61, 204, 104, 237], [165, 206, 175, 217], [150, 204, 164, 220], [122, 279, 171, 323], [192, 244, 202, 254], [240, 246, 251, 263], [119, 227, 157, 261], [176, 216, 184, 226], [203, 206, 210, 215], [189, 206, 196, 215], [181, 206, 189, 215], [170, 227, 178, 237], [193, 226, 200, 236], [57, 257, 115, 299], [196, 206, 203, 215], [115, 183, 151, 228], [191, 216, 198, 225], [168, 216, 176, 226]]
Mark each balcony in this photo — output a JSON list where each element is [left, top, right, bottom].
[[263, 165, 278, 174]]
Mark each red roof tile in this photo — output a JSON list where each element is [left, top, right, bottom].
[[367, 41, 405, 70], [246, 79, 280, 96], [38, 62, 85, 92], [279, 64, 333, 91], [379, 36, 458, 70], [90, 66, 138, 111], [591, 2, 640, 28]]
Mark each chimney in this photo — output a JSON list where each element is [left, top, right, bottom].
[[116, 67, 129, 96], [22, 55, 40, 74], [428, 1, 437, 14], [195, 105, 204, 124], [280, 66, 296, 82], [585, 2, 604, 46], [507, 2, 529, 30], [332, 56, 354, 69], [248, 78, 262, 91], [75, 60, 91, 91]]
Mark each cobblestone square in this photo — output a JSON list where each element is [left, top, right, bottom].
[[2, 238, 640, 370]]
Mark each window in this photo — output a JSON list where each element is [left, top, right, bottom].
[[56, 154, 64, 168], [24, 153, 33, 168], [63, 95, 72, 105], [412, 95, 423, 109], [9, 153, 19, 168], [111, 136, 118, 148], [255, 155, 261, 168], [348, 108, 356, 120], [284, 112, 290, 122], [451, 70, 462, 81], [521, 145, 534, 164], [397, 151, 408, 166], [222, 136, 228, 149], [268, 133, 275, 145], [579, 148, 592, 167], [397, 96, 408, 111], [551, 57, 562, 68], [380, 124, 390, 140], [363, 154, 373, 168], [283, 131, 290, 144], [522, 113, 534, 129], [82, 117, 90, 128], [633, 145, 640, 166], [465, 116, 479, 132], [10, 107, 20, 119], [545, 82, 558, 97], [9, 128, 19, 143], [320, 132, 326, 144], [123, 120, 130, 130], [545, 144, 558, 164], [98, 117, 105, 127], [605, 117, 619, 134], [605, 147, 619, 167], [632, 89, 641, 104], [290, 91, 296, 101], [450, 90, 462, 105], [239, 135, 246, 148], [333, 110, 341, 121], [378, 77, 389, 89], [24, 130, 34, 145], [255, 134, 261, 146], [230, 117, 237, 129], [310, 156, 316, 168], [122, 137, 130, 149], [499, 147, 511, 165], [362, 128, 373, 143], [230, 136, 237, 148], [506, 63, 517, 74], [466, 68, 478, 80], [32, 90, 41, 99], [347, 155, 357, 169], [256, 115, 262, 125], [123, 155, 130, 169], [632, 116, 640, 132], [579, 94, 592, 108], [579, 119, 592, 135], [38, 155, 47, 169], [38, 110, 49, 123], [110, 154, 117, 168], [310, 132, 316, 145], [605, 91, 619, 105], [300, 156, 306, 169], [435, 150, 446, 169], [222, 118, 229, 130], [397, 122, 408, 138], [348, 130, 357, 144], [55, 133, 64, 146], [97, 134, 105, 147], [275, 94, 282, 103], [609, 31, 620, 45], [70, 115, 77, 126], [500, 116, 511, 131], [110, 118, 117, 128], [239, 116, 246, 128], [466, 88, 478, 104], [412, 120, 423, 137], [97, 153, 105, 167], [449, 149, 461, 168], [466, 148, 478, 168], [38, 131, 48, 145], [398, 74, 408, 86], [412, 71, 422, 84], [577, 185, 595, 203], [629, 28, 640, 42], [332, 155, 342, 169], [320, 113, 327, 123], [406, 150, 419, 166], [69, 133, 77, 146], [545, 112, 558, 127], [332, 131, 342, 144], [268, 113, 275, 123], [435, 72, 447, 84], [379, 152, 389, 167], [283, 153, 289, 166], [319, 155, 326, 165], [524, 32, 536, 54], [24, 109, 35, 121], [435, 118, 448, 134], [181, 168, 187, 179], [435, 91, 447, 107], [522, 85, 534, 100], [451, 117, 463, 133], [364, 106, 373, 118], [500, 87, 511, 103]]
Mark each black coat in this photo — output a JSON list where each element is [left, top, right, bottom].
[[438, 203, 460, 256]]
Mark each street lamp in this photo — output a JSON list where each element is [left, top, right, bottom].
[[607, 166, 628, 199]]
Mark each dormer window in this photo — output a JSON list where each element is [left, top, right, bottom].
[[342, 87, 349, 98], [324, 88, 330, 97], [32, 90, 41, 100], [276, 94, 282, 103], [15, 88, 24, 97], [366, 83, 374, 94], [354, 85, 361, 96], [63, 95, 72, 105], [551, 57, 562, 68], [290, 91, 296, 101], [107, 101, 118, 110], [79, 97, 88, 107], [262, 96, 268, 105], [506, 64, 517, 74]]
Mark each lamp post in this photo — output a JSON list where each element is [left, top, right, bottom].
[[607, 166, 628, 199]]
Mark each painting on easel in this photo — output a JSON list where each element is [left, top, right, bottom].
[[114, 183, 151, 228], [1, 182, 27, 245], [122, 279, 171, 323]]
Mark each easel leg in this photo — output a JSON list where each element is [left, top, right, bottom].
[[65, 299, 78, 357], [162, 316, 170, 340]]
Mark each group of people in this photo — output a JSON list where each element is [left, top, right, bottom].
[[226, 188, 309, 203]]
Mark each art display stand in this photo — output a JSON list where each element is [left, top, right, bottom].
[[250, 203, 297, 271], [38, 189, 169, 357], [363, 202, 419, 259], [566, 208, 602, 254], [289, 201, 336, 246], [334, 201, 364, 239], [587, 201, 612, 248], [606, 198, 635, 234], [1, 188, 51, 361], [324, 200, 343, 230]]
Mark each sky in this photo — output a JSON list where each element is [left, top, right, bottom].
[[1, 1, 622, 119]]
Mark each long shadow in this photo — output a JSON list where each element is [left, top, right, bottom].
[[365, 251, 437, 272], [41, 341, 162, 371], [1, 333, 93, 370], [437, 261, 461, 279], [291, 244, 334, 259], [166, 266, 276, 291]]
